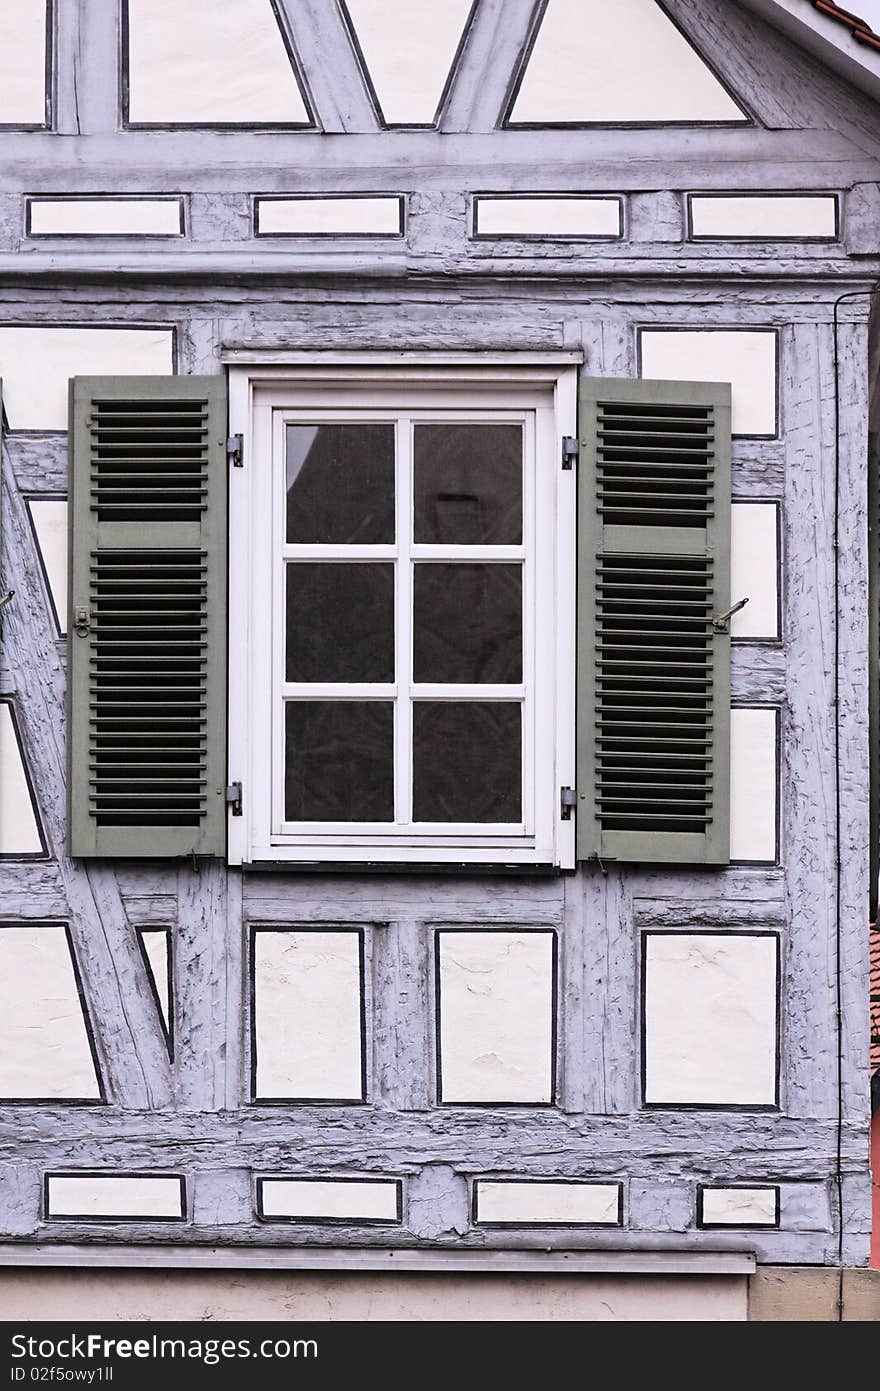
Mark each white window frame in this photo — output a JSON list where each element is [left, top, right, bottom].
[[227, 355, 578, 868]]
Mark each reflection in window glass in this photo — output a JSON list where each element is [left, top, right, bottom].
[[0, 2, 48, 126], [413, 564, 522, 684], [413, 424, 522, 544], [125, 0, 311, 126], [413, 703, 522, 823], [287, 424, 395, 544], [286, 563, 395, 683], [285, 702, 394, 822], [343, 0, 474, 125]]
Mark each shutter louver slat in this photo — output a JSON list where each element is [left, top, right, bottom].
[[68, 376, 227, 858], [577, 377, 731, 865]]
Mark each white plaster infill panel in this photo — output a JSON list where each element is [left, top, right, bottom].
[[341, 0, 475, 126], [730, 708, 779, 862], [474, 1181, 621, 1227], [0, 328, 174, 430], [45, 1175, 185, 1221], [0, 925, 101, 1101], [257, 1178, 402, 1224], [730, 502, 780, 640], [689, 195, 838, 240], [138, 928, 173, 1049], [124, 0, 311, 126], [0, 704, 44, 856], [639, 330, 777, 436], [436, 930, 556, 1104], [27, 198, 185, 238], [472, 197, 622, 239], [643, 932, 779, 1108], [252, 929, 365, 1102], [255, 196, 404, 237], [507, 0, 746, 125], [0, 3, 48, 126], [698, 1186, 779, 1228], [25, 499, 67, 635]]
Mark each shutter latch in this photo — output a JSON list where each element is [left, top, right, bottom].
[[561, 436, 578, 470], [73, 605, 90, 637], [560, 786, 577, 819], [227, 434, 244, 468], [712, 597, 749, 632], [225, 781, 243, 816]]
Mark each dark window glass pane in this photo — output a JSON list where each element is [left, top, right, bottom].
[[286, 563, 394, 683], [413, 564, 522, 684], [285, 702, 394, 822], [286, 424, 395, 543], [413, 424, 522, 544], [412, 702, 521, 822]]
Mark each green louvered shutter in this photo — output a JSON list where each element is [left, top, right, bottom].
[[68, 376, 227, 858], [577, 377, 731, 865]]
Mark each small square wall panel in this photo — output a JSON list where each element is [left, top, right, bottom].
[[688, 195, 838, 241], [257, 1177, 402, 1224], [45, 1174, 185, 1220], [474, 1181, 622, 1227], [730, 708, 779, 862], [436, 930, 556, 1105], [643, 932, 779, 1107], [0, 2, 49, 127], [0, 327, 174, 430], [698, 1185, 780, 1228], [252, 928, 366, 1102], [730, 502, 780, 640], [472, 196, 622, 239], [0, 925, 101, 1101], [639, 329, 777, 436], [27, 197, 185, 238], [255, 196, 405, 237]]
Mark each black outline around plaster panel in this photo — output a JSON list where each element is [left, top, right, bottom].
[[635, 325, 782, 441], [337, 0, 479, 130], [434, 926, 558, 1108], [120, 0, 317, 131], [685, 191, 840, 244], [470, 193, 624, 241], [729, 704, 782, 868], [249, 924, 368, 1105], [0, 0, 53, 131], [471, 1177, 624, 1229], [255, 1174, 404, 1225], [0, 697, 49, 860], [501, 0, 752, 131], [0, 921, 106, 1105], [24, 494, 67, 638], [43, 1170, 187, 1222], [25, 194, 187, 239], [253, 193, 406, 238], [136, 926, 175, 1060], [696, 1182, 781, 1230], [730, 498, 783, 646], [639, 928, 782, 1112]]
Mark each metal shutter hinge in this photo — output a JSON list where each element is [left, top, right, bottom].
[[225, 781, 243, 816], [227, 434, 244, 468], [561, 436, 578, 470], [0, 590, 14, 613], [560, 786, 577, 819]]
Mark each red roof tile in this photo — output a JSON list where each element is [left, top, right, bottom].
[[811, 1, 880, 50]]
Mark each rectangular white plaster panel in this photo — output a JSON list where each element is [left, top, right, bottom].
[[689, 196, 837, 240], [701, 1187, 778, 1226], [437, 931, 554, 1103], [639, 330, 777, 435], [0, 705, 42, 854], [473, 197, 621, 238], [126, 0, 310, 125], [254, 930, 363, 1099], [475, 1181, 620, 1225], [644, 933, 778, 1106], [0, 3, 47, 125], [0, 328, 174, 430], [26, 499, 67, 634], [0, 926, 100, 1099], [730, 708, 778, 861], [140, 929, 171, 1038], [256, 197, 403, 236], [46, 1176, 184, 1220], [27, 198, 184, 237], [730, 503, 779, 639], [343, 0, 474, 125], [259, 1178, 399, 1222], [508, 0, 745, 124]]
